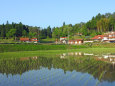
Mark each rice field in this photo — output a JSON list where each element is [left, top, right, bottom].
[[0, 52, 115, 86]]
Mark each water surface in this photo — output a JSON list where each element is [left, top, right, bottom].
[[0, 52, 115, 86]]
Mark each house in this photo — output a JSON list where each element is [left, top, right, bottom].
[[92, 31, 115, 43], [30, 38, 38, 43], [20, 38, 38, 43], [103, 31, 115, 43], [91, 35, 104, 41], [20, 38, 30, 43], [68, 39, 83, 45], [60, 37, 68, 44], [60, 37, 67, 41]]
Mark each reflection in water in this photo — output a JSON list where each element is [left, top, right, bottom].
[[60, 52, 115, 64], [0, 53, 115, 86]]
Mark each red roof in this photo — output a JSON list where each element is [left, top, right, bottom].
[[92, 35, 104, 40], [20, 38, 29, 41], [31, 38, 38, 42], [60, 37, 67, 38]]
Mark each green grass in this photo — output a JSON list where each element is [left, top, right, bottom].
[[0, 44, 88, 52], [0, 38, 16, 43], [92, 43, 115, 48], [0, 48, 115, 58], [0, 43, 115, 52]]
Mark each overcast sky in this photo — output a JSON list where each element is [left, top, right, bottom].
[[0, 0, 115, 28]]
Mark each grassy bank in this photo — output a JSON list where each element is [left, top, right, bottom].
[[0, 48, 115, 58], [0, 38, 16, 43], [0, 43, 115, 53], [92, 43, 115, 48], [0, 44, 87, 52]]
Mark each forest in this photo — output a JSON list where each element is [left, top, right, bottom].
[[0, 12, 115, 40]]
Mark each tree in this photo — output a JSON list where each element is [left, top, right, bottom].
[[52, 27, 61, 38], [81, 25, 88, 36], [39, 29, 47, 39], [16, 22, 23, 37], [29, 32, 37, 38], [1, 24, 6, 38], [109, 15, 115, 31], [22, 30, 27, 37], [63, 22, 65, 26], [6, 29, 16, 38], [47, 26, 52, 38], [97, 18, 110, 32]]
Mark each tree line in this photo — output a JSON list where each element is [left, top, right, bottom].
[[0, 12, 115, 40], [0, 21, 52, 39], [52, 12, 115, 39]]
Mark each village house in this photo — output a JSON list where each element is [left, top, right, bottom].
[[92, 31, 115, 43], [68, 39, 83, 45], [20, 38, 38, 43], [60, 37, 68, 44], [30, 38, 38, 43], [91, 35, 104, 41], [103, 31, 115, 43], [20, 38, 30, 43]]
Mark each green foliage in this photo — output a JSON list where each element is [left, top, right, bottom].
[[6, 29, 16, 38], [97, 18, 110, 32], [81, 25, 88, 36], [47, 26, 52, 38], [22, 30, 27, 37], [90, 30, 97, 37], [84, 42, 93, 47], [29, 32, 37, 38]]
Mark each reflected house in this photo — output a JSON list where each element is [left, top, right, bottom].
[[68, 52, 74, 56], [20, 56, 38, 61], [68, 52, 83, 56], [95, 54, 115, 64], [75, 52, 82, 56], [32, 56, 38, 60], [60, 53, 67, 59], [60, 52, 83, 59], [68, 39, 83, 45], [84, 53, 94, 56]]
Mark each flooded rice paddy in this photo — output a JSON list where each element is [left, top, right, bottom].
[[0, 52, 115, 86]]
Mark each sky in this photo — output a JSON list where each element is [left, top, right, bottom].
[[0, 0, 115, 28]]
